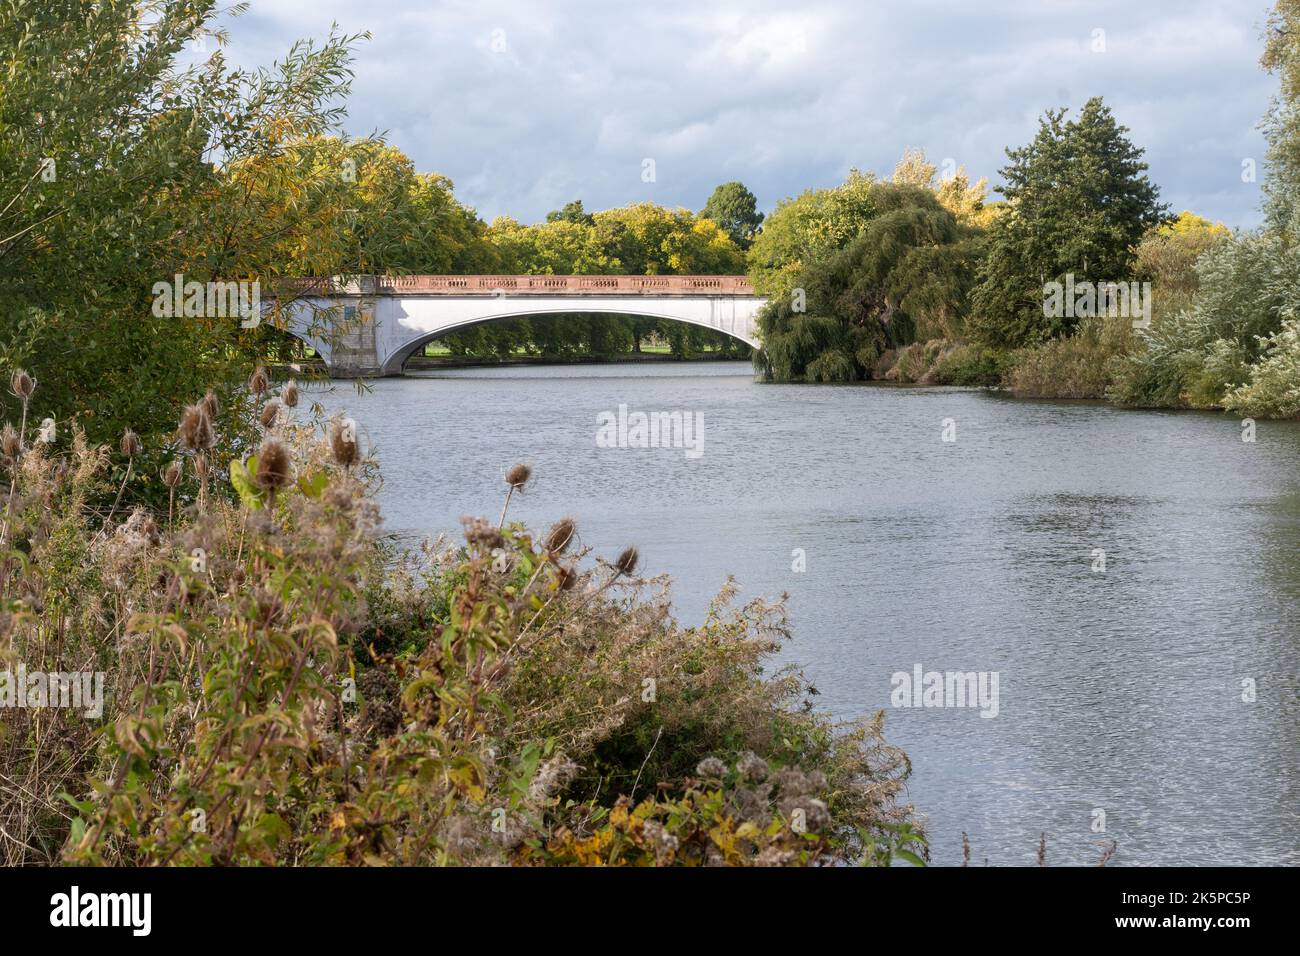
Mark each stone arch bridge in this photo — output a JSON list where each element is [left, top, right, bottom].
[[272, 274, 765, 377]]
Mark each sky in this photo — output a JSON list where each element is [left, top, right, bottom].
[[222, 0, 1280, 229]]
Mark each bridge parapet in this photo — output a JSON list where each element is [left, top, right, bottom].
[[277, 274, 755, 296]]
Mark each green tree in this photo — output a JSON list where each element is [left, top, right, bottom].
[[969, 98, 1168, 348], [0, 0, 366, 476], [701, 181, 764, 249], [746, 169, 878, 298], [757, 184, 974, 382], [545, 199, 595, 225]]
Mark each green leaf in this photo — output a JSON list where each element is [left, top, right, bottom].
[[230, 455, 266, 510], [296, 470, 329, 498]]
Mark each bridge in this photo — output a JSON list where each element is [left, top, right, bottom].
[[272, 274, 766, 377]]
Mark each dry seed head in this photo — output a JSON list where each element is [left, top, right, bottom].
[[119, 429, 141, 459], [163, 460, 183, 488], [329, 417, 359, 468], [505, 463, 532, 489], [614, 545, 639, 576], [260, 399, 281, 430], [2, 423, 19, 459], [201, 390, 219, 420], [254, 438, 292, 490], [9, 368, 34, 400], [179, 404, 214, 452], [249, 366, 270, 397], [281, 380, 299, 409], [545, 516, 576, 553]]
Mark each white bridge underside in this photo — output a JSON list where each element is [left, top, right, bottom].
[[280, 293, 767, 376]]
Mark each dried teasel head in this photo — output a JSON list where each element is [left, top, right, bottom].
[[179, 404, 214, 452], [544, 516, 576, 554], [505, 463, 532, 489], [555, 563, 578, 591], [249, 366, 270, 397], [329, 417, 359, 468], [259, 399, 281, 430], [1, 423, 20, 459], [614, 546, 639, 576], [119, 429, 141, 459], [281, 380, 299, 409], [163, 459, 183, 488], [201, 389, 219, 420], [9, 368, 34, 400], [254, 438, 292, 491]]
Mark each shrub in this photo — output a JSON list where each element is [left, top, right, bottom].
[[1110, 231, 1300, 410], [930, 342, 1012, 386], [1007, 318, 1134, 399]]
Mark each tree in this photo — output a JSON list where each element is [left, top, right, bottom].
[[892, 147, 936, 188], [1133, 211, 1230, 313], [1262, 0, 1300, 236], [747, 169, 879, 297], [701, 181, 764, 249], [546, 199, 595, 225], [969, 98, 1169, 348], [0, 0, 367, 471], [756, 184, 975, 382]]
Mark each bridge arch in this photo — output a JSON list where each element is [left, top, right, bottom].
[[380, 304, 759, 375]]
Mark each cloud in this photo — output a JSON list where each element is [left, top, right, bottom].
[[224, 0, 1277, 228]]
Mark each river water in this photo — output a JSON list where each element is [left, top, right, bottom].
[[312, 361, 1300, 866]]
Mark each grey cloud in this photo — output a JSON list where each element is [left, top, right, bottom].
[[228, 0, 1277, 227]]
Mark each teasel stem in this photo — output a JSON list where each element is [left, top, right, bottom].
[[106, 458, 133, 526], [106, 430, 140, 526], [498, 463, 531, 527]]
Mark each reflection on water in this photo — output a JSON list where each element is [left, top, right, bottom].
[[311, 361, 1300, 866]]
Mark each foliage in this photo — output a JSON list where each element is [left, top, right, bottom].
[[893, 146, 996, 228], [969, 98, 1169, 349], [1110, 228, 1300, 410], [1133, 211, 1231, 316], [747, 169, 880, 298], [0, 0, 367, 498], [701, 181, 765, 250], [1223, 313, 1300, 418], [1261, 0, 1300, 237], [929, 341, 1012, 386], [1006, 318, 1134, 399], [755, 184, 978, 382]]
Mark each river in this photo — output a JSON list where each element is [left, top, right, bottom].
[[311, 360, 1300, 866]]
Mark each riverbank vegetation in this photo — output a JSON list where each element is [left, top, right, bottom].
[[752, 2, 1300, 420]]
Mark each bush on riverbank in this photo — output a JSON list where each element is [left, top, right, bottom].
[[0, 378, 922, 866], [1006, 318, 1133, 400]]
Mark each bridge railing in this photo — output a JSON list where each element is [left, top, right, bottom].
[[275, 275, 756, 296]]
